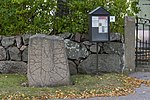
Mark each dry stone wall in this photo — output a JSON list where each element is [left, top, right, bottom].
[[0, 33, 125, 74]]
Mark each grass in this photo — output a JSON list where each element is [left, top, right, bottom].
[[0, 73, 149, 99]]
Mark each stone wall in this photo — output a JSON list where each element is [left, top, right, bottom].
[[0, 33, 125, 75], [0, 34, 31, 74]]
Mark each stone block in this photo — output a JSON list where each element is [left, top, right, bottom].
[[74, 33, 81, 42], [20, 45, 27, 51], [22, 34, 32, 45], [0, 46, 6, 60], [58, 32, 73, 39], [0, 61, 27, 74], [110, 33, 122, 42], [8, 46, 21, 61], [16, 36, 23, 48], [81, 34, 89, 41], [1, 36, 15, 48], [28, 34, 71, 87], [64, 39, 89, 60], [78, 54, 122, 74], [103, 42, 124, 55], [90, 45, 100, 53], [68, 60, 77, 75], [0, 35, 2, 44]]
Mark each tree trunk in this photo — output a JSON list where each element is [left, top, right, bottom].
[[57, 0, 68, 17]]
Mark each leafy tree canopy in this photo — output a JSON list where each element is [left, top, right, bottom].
[[0, 0, 139, 35], [54, 0, 140, 34], [0, 0, 56, 35]]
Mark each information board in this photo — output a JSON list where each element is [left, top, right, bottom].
[[89, 6, 110, 42], [92, 16, 108, 33]]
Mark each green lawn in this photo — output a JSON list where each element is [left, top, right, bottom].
[[0, 73, 148, 99]]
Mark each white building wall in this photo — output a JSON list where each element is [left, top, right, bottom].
[[138, 0, 150, 19]]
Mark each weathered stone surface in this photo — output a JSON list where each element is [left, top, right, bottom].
[[0, 46, 6, 60], [74, 33, 81, 42], [20, 45, 27, 51], [28, 34, 71, 87], [22, 47, 28, 62], [81, 34, 89, 41], [110, 33, 121, 42], [22, 34, 32, 45], [1, 36, 15, 48], [90, 45, 100, 53], [103, 42, 124, 55], [0, 61, 27, 74], [59, 32, 73, 39], [124, 16, 136, 73], [78, 54, 121, 74], [74, 60, 80, 66], [64, 39, 89, 60], [6, 49, 10, 60], [0, 35, 2, 44], [82, 41, 93, 46], [68, 60, 77, 75], [8, 46, 21, 61], [16, 36, 22, 48]]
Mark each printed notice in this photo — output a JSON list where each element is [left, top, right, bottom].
[[98, 16, 108, 33], [92, 16, 99, 27]]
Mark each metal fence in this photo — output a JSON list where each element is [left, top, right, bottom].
[[135, 17, 150, 68]]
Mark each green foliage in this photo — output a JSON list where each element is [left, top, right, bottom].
[[0, 0, 56, 35], [55, 0, 140, 34], [0, 0, 139, 35]]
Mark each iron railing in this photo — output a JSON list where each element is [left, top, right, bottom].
[[135, 17, 150, 68]]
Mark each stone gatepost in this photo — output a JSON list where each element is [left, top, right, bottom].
[[27, 34, 71, 87], [124, 16, 135, 73]]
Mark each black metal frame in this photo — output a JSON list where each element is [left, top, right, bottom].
[[135, 17, 150, 68]]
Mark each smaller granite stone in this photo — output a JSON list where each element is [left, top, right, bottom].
[[16, 36, 23, 48], [103, 42, 124, 55], [0, 46, 6, 60], [0, 61, 27, 74], [68, 60, 77, 75], [58, 32, 73, 39], [6, 49, 10, 60], [90, 45, 100, 53], [22, 34, 32, 45], [8, 46, 21, 61], [83, 41, 92, 46], [74, 60, 80, 66], [81, 34, 89, 41], [74, 33, 81, 42], [0, 35, 2, 45], [64, 39, 89, 60], [22, 47, 28, 62], [1, 36, 15, 48], [20, 45, 27, 51], [110, 33, 121, 41]]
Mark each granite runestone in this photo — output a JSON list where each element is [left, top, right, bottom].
[[27, 34, 71, 87]]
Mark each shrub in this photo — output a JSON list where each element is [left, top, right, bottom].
[[0, 0, 139, 35], [54, 0, 140, 34]]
